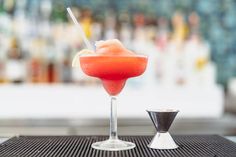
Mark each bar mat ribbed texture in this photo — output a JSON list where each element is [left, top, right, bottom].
[[0, 135, 236, 157]]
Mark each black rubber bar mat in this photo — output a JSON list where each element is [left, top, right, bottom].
[[0, 135, 236, 157]]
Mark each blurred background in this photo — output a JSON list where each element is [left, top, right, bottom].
[[0, 0, 236, 137]]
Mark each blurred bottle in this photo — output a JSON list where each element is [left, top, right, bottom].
[[60, 49, 72, 83], [163, 12, 189, 86], [104, 10, 117, 39], [46, 60, 56, 83], [27, 37, 46, 83], [65, 8, 84, 50], [81, 8, 92, 39], [91, 18, 102, 42], [132, 13, 146, 52], [51, 1, 67, 22], [188, 12, 200, 36], [5, 37, 26, 83], [133, 13, 145, 28], [3, 0, 15, 15], [154, 17, 170, 84], [171, 12, 189, 43], [156, 17, 170, 52], [27, 0, 40, 19], [184, 11, 213, 86], [120, 22, 132, 48], [45, 45, 58, 83], [40, 0, 52, 20], [0, 1, 3, 12], [119, 11, 132, 47], [28, 55, 44, 83], [0, 59, 6, 83]]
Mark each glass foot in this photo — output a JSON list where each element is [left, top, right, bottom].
[[92, 139, 135, 151]]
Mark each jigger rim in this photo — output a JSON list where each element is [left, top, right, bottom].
[[146, 109, 179, 113]]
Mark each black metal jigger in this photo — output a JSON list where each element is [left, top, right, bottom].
[[147, 109, 179, 149]]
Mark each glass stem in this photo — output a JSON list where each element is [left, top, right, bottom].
[[109, 96, 118, 140]]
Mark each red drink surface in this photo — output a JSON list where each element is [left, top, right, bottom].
[[80, 55, 147, 96]]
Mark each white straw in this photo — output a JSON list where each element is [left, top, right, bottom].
[[67, 7, 94, 50]]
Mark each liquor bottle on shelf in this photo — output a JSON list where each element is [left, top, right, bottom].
[[104, 11, 117, 39], [156, 17, 170, 53], [166, 12, 189, 86], [132, 13, 146, 53], [91, 18, 102, 42], [155, 17, 170, 84], [188, 12, 200, 36], [28, 54, 44, 83], [119, 11, 132, 48], [45, 45, 58, 83], [45, 58, 57, 83], [120, 22, 132, 49], [184, 12, 215, 87], [171, 11, 189, 44], [51, 1, 67, 22], [0, 59, 5, 83], [40, 0, 52, 20], [5, 37, 26, 84], [60, 49, 72, 83], [81, 8, 92, 39], [3, 0, 15, 15]]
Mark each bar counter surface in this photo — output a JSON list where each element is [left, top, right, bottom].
[[0, 135, 235, 157]]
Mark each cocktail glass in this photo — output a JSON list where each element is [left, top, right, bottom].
[[80, 55, 147, 151]]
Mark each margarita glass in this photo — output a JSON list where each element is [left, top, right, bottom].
[[74, 40, 147, 151]]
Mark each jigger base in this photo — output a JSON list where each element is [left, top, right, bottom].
[[148, 132, 178, 149], [92, 139, 135, 151]]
